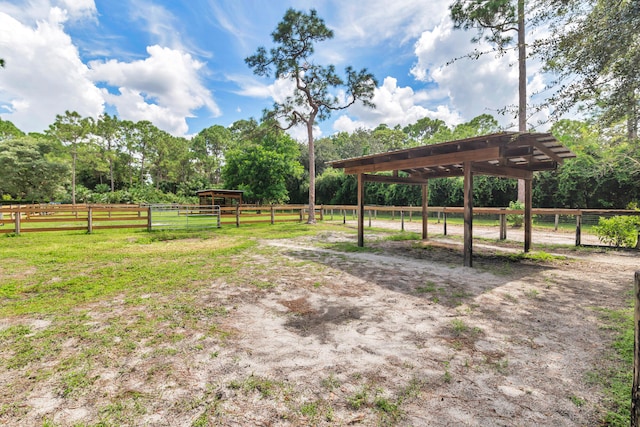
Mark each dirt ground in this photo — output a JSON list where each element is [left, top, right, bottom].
[[3, 223, 639, 426]]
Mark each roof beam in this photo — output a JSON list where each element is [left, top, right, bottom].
[[533, 141, 565, 163], [471, 163, 534, 180], [363, 174, 429, 185], [344, 146, 501, 174]]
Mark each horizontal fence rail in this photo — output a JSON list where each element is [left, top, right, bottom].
[[0, 204, 323, 234], [323, 205, 640, 248], [1, 203, 638, 248]]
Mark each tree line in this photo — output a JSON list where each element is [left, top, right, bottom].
[[1, 112, 638, 209]]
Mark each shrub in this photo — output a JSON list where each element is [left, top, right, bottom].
[[507, 200, 524, 227], [594, 215, 640, 248]]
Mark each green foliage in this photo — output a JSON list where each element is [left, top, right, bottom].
[[47, 111, 94, 204], [0, 117, 25, 140], [222, 125, 303, 204], [0, 136, 68, 201], [594, 215, 640, 248], [450, 0, 518, 49], [507, 200, 524, 227], [591, 307, 633, 426], [246, 8, 377, 220], [543, 0, 640, 139], [1, 106, 637, 210], [191, 125, 232, 186]]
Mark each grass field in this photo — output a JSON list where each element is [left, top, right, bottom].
[[0, 223, 633, 426]]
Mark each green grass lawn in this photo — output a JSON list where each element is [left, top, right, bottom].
[[0, 223, 631, 426]]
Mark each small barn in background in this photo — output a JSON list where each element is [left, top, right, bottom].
[[196, 189, 243, 208]]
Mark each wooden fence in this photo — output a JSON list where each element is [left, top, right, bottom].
[[0, 204, 323, 235], [323, 205, 640, 247], [1, 203, 638, 247]]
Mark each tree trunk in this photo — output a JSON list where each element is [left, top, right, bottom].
[[109, 158, 115, 192], [628, 95, 639, 141], [517, 0, 527, 203], [71, 149, 77, 205], [307, 119, 316, 224]]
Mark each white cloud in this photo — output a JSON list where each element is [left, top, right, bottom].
[[0, 8, 104, 132], [100, 87, 188, 134], [329, 0, 448, 46], [411, 17, 553, 130], [89, 45, 221, 135], [128, 0, 182, 50], [332, 76, 463, 133], [58, 0, 96, 22], [0, 0, 95, 24]]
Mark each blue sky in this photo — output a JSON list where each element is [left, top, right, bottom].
[[0, 0, 555, 139]]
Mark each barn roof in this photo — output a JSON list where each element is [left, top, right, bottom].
[[328, 132, 575, 182]]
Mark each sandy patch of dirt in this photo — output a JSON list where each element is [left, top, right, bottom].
[[1, 228, 638, 426]]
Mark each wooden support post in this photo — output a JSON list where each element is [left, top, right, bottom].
[[87, 206, 93, 233], [575, 214, 582, 246], [401, 210, 405, 231], [499, 209, 507, 240], [236, 205, 240, 227], [422, 184, 428, 240], [444, 211, 447, 236], [409, 208, 412, 222], [270, 205, 275, 225], [15, 208, 21, 235], [319, 206, 323, 221], [343, 209, 346, 224], [633, 271, 640, 427], [524, 178, 532, 253], [357, 173, 365, 247], [368, 210, 372, 227], [463, 162, 473, 267], [554, 214, 559, 231], [147, 207, 152, 232], [331, 208, 334, 220]]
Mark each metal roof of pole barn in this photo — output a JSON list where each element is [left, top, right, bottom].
[[328, 132, 575, 180]]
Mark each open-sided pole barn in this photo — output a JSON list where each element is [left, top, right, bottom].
[[328, 132, 576, 267], [196, 189, 244, 208]]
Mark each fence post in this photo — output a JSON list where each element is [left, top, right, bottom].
[[401, 210, 405, 231], [271, 205, 275, 225], [443, 211, 447, 236], [331, 208, 334, 220], [147, 207, 152, 231], [368, 210, 372, 228], [499, 208, 507, 240], [216, 206, 221, 228], [575, 214, 582, 246], [236, 205, 240, 227], [87, 206, 93, 233], [632, 271, 640, 427], [343, 209, 346, 224], [15, 208, 21, 235], [554, 214, 559, 232]]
